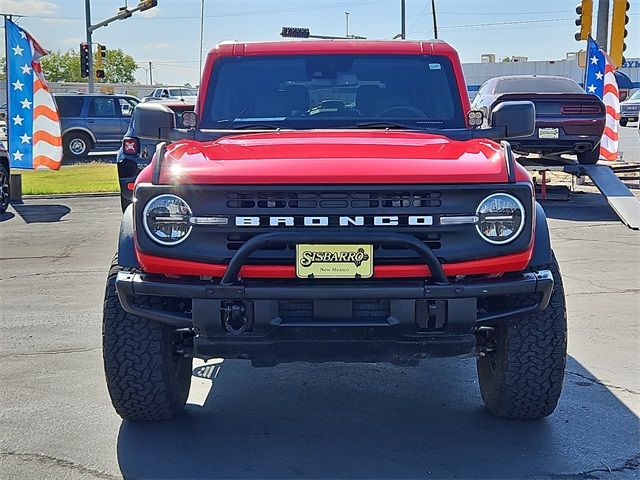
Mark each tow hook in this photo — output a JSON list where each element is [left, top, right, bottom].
[[222, 302, 250, 335]]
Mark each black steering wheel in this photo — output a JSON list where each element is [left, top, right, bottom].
[[376, 106, 427, 119]]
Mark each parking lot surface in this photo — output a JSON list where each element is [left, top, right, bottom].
[[1, 193, 639, 479]]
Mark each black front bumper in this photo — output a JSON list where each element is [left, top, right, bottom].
[[115, 269, 553, 364]]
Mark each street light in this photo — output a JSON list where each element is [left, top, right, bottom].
[[84, 0, 158, 92]]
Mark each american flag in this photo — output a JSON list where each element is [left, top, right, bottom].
[[5, 18, 62, 170], [585, 36, 620, 162]]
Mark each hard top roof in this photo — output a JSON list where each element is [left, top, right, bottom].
[[210, 39, 457, 57]]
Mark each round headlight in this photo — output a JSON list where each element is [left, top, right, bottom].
[[143, 194, 192, 245], [475, 193, 525, 244]]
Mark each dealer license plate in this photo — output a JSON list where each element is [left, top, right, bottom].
[[295, 244, 373, 279], [538, 127, 559, 139]]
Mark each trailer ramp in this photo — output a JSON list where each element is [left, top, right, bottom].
[[580, 165, 640, 230], [522, 157, 640, 230]]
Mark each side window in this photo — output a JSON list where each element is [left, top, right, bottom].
[[89, 97, 117, 117], [118, 98, 137, 116], [56, 96, 84, 117], [154, 89, 162, 98]]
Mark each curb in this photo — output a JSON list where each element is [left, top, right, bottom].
[[20, 192, 119, 200]]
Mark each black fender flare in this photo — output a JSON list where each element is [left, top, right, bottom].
[[117, 204, 141, 269], [529, 201, 552, 267]]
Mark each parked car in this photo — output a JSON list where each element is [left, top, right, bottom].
[[0, 120, 7, 142], [620, 89, 640, 126], [117, 100, 195, 211], [103, 39, 567, 423], [142, 86, 197, 103], [0, 141, 9, 213], [0, 103, 6, 120], [54, 93, 140, 161], [472, 75, 605, 164]]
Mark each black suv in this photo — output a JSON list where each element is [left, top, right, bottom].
[[117, 101, 194, 211], [54, 93, 139, 161]]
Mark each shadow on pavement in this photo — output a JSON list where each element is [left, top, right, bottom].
[[541, 191, 621, 222], [117, 356, 639, 479], [0, 211, 15, 222], [11, 203, 71, 223]]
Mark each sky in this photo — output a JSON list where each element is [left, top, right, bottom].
[[1, 0, 638, 86]]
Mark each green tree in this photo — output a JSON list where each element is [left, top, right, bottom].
[[102, 49, 137, 83], [41, 49, 82, 82], [40, 48, 137, 83]]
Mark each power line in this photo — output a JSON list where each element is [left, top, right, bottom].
[[439, 17, 573, 30], [137, 0, 391, 20]]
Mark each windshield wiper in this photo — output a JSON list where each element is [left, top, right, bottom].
[[355, 121, 417, 129], [230, 123, 288, 130]]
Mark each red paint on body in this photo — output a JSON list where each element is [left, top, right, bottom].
[[137, 249, 533, 279]]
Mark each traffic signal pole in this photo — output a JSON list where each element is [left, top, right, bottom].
[[84, 0, 157, 91], [85, 0, 94, 93], [596, 0, 609, 50]]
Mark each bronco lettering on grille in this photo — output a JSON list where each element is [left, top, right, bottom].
[[235, 216, 433, 227]]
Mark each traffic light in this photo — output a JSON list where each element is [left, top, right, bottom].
[[609, 0, 629, 68], [80, 42, 91, 78], [574, 0, 593, 41], [96, 44, 107, 66], [281, 27, 310, 38], [138, 0, 157, 12]]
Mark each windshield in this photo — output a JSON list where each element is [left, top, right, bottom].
[[169, 88, 196, 97], [628, 90, 640, 101], [202, 54, 465, 130], [495, 77, 584, 94]]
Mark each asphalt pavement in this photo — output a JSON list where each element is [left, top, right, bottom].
[[0, 190, 639, 479]]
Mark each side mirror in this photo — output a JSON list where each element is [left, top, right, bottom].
[[490, 101, 535, 139], [132, 102, 176, 141]]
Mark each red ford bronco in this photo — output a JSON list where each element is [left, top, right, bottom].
[[103, 40, 566, 421]]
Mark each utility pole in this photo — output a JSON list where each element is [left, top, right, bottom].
[[85, 0, 94, 92], [199, 0, 205, 78], [345, 11, 350, 38], [596, 0, 609, 49], [431, 0, 438, 39], [400, 0, 406, 39], [148, 61, 153, 84]]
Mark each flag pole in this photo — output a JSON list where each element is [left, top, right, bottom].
[[3, 15, 11, 158]]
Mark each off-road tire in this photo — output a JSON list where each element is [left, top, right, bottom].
[[577, 146, 600, 165], [0, 162, 9, 214], [477, 252, 567, 419], [102, 257, 192, 421], [63, 131, 93, 161]]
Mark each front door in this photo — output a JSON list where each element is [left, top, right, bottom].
[[87, 97, 123, 146]]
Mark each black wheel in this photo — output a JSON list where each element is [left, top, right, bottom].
[[63, 131, 93, 160], [577, 146, 600, 165], [619, 118, 627, 127], [0, 162, 9, 214], [477, 252, 567, 419], [102, 257, 192, 421]]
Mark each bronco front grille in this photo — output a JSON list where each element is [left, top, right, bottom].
[[134, 183, 535, 266], [226, 190, 442, 210]]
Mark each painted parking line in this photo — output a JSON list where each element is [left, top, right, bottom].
[[187, 358, 224, 406]]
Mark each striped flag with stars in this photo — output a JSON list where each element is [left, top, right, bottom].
[[5, 18, 62, 170], [585, 36, 620, 161]]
